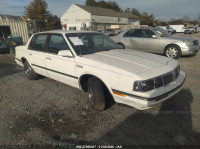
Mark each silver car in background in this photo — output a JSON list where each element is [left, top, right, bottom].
[[111, 27, 199, 59]]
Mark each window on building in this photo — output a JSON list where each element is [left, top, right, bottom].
[[69, 27, 76, 30]]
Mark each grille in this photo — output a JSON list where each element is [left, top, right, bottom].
[[174, 66, 180, 79], [193, 40, 199, 46], [163, 73, 173, 86], [154, 77, 163, 88]]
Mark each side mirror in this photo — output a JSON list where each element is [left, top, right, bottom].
[[152, 35, 158, 39], [58, 50, 73, 57]]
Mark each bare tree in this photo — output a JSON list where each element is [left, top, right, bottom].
[[182, 16, 191, 22]]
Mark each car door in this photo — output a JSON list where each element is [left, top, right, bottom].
[[121, 29, 141, 50], [28, 34, 48, 76], [140, 29, 160, 53], [45, 34, 77, 88]]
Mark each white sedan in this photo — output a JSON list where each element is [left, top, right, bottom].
[[15, 30, 186, 111]]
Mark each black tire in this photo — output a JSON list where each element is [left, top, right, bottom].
[[118, 43, 125, 49], [87, 77, 106, 112], [164, 45, 181, 59], [24, 60, 38, 80]]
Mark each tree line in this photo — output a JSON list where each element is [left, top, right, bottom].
[[86, 0, 200, 26]]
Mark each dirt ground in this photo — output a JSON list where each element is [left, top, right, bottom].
[[0, 32, 200, 147]]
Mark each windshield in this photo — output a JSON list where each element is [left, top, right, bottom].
[[153, 27, 171, 37], [66, 33, 121, 55]]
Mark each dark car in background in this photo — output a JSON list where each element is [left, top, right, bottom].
[[0, 37, 9, 53], [0, 36, 23, 54]]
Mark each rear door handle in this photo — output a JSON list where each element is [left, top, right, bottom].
[[46, 57, 51, 60], [29, 53, 32, 56]]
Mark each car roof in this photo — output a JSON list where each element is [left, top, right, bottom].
[[34, 30, 98, 34]]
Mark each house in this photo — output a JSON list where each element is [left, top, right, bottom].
[[61, 4, 140, 31]]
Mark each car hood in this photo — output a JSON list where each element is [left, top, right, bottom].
[[76, 49, 175, 76], [167, 36, 196, 42]]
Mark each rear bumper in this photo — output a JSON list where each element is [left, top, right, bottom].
[[112, 71, 186, 110]]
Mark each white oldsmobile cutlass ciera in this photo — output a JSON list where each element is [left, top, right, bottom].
[[15, 30, 186, 111]]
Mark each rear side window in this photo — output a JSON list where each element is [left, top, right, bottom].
[[124, 29, 141, 37], [29, 34, 47, 51], [48, 34, 70, 54]]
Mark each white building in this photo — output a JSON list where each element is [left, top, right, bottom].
[[61, 4, 140, 31]]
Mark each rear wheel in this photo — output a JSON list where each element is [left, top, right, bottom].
[[24, 61, 38, 80], [165, 45, 181, 59], [87, 77, 106, 112]]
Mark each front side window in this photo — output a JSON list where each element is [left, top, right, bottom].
[[48, 34, 70, 54], [123, 29, 141, 37], [66, 33, 121, 55], [29, 34, 47, 51], [153, 27, 171, 37], [141, 29, 156, 38]]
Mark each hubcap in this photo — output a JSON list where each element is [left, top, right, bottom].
[[88, 86, 94, 100], [166, 47, 178, 58], [25, 63, 32, 77]]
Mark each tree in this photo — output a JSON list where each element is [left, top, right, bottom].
[[106, 1, 122, 12], [168, 19, 183, 25], [25, 0, 61, 31], [85, 0, 122, 12], [131, 8, 141, 17], [85, 0, 98, 7], [140, 12, 155, 26], [198, 13, 200, 25], [182, 16, 191, 22], [45, 14, 62, 30], [25, 0, 49, 31], [124, 8, 131, 14]]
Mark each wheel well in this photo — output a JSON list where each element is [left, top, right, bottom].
[[21, 57, 26, 64], [164, 44, 181, 54], [79, 74, 108, 92], [117, 42, 125, 48], [117, 42, 124, 46]]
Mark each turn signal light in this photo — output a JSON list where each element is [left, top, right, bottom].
[[113, 91, 125, 97]]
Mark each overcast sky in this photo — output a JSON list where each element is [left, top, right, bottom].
[[0, 0, 199, 20]]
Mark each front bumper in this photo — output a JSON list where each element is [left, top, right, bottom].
[[112, 71, 186, 110], [180, 45, 199, 55]]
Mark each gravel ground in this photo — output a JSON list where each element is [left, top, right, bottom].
[[0, 32, 200, 147]]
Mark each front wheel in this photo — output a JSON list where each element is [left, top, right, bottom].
[[164, 45, 181, 59], [87, 77, 106, 112], [24, 61, 38, 80]]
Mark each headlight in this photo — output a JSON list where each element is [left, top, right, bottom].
[[133, 79, 155, 92], [183, 40, 193, 47], [133, 81, 142, 92], [133, 66, 180, 92], [141, 80, 154, 91]]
